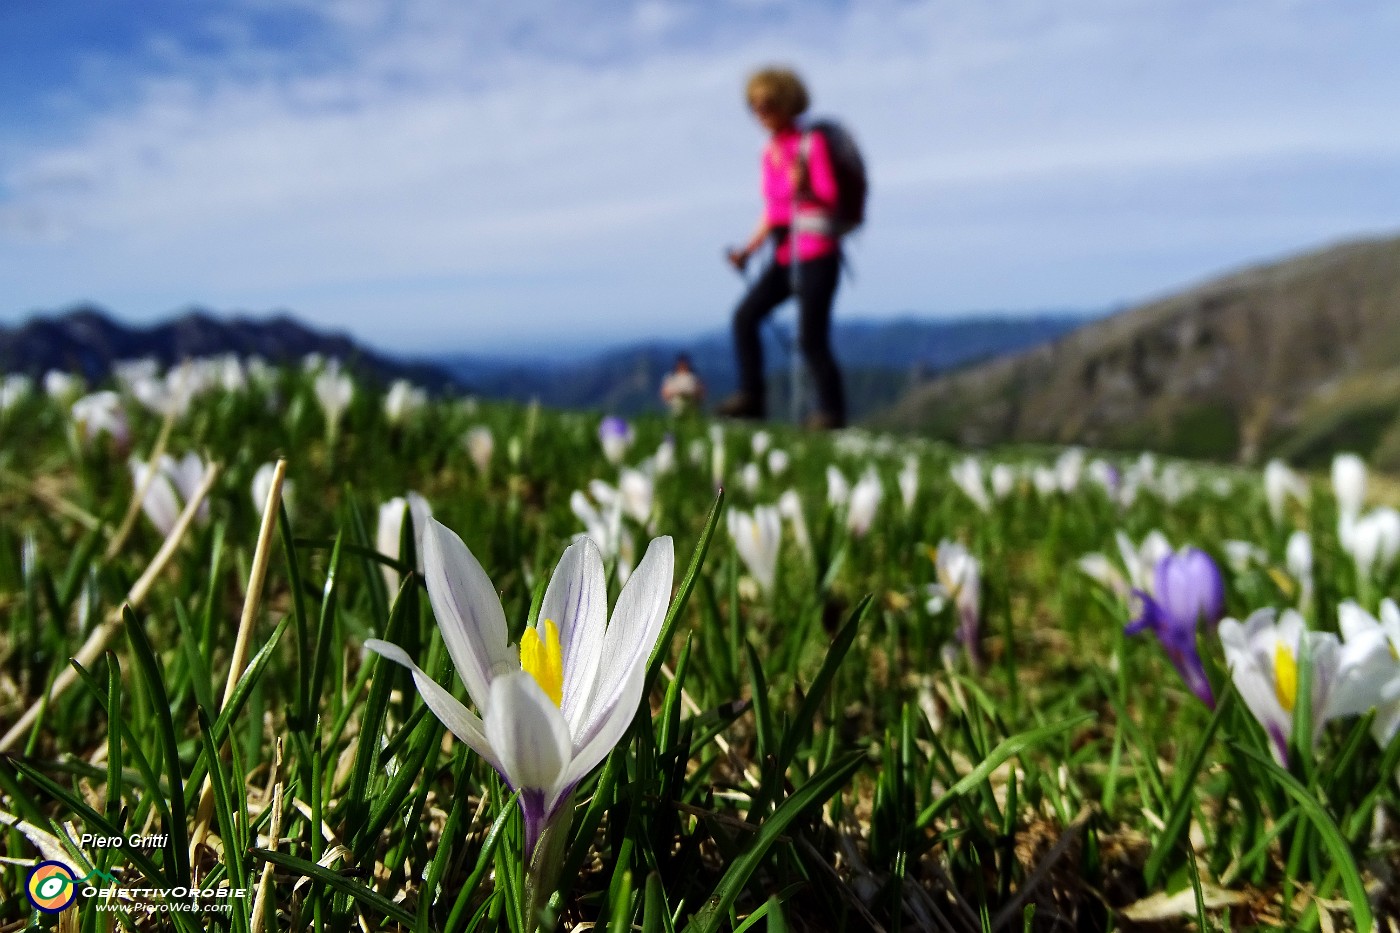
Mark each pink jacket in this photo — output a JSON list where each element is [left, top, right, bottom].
[[762, 127, 839, 264]]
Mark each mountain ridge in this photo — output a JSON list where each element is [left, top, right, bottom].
[[1, 305, 1090, 420], [871, 233, 1400, 467], [0, 305, 462, 391]]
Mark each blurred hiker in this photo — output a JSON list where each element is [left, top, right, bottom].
[[719, 66, 866, 430], [660, 353, 705, 416]]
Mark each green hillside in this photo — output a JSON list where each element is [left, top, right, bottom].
[[871, 234, 1400, 467]]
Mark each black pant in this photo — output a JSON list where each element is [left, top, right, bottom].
[[731, 254, 846, 424]]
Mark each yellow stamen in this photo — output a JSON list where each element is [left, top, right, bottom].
[[1273, 641, 1298, 714], [520, 618, 564, 707]]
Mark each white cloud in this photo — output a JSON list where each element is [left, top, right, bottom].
[[3, 0, 1400, 351]]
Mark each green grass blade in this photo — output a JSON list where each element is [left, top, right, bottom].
[[250, 848, 416, 927], [683, 750, 864, 933], [123, 604, 191, 883], [916, 715, 1091, 829], [1230, 742, 1373, 933]]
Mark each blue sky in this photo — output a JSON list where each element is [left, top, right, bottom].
[[3, 0, 1399, 355]]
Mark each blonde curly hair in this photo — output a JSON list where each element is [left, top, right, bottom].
[[745, 67, 810, 120]]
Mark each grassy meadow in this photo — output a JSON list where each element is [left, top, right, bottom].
[[1, 358, 1398, 932]]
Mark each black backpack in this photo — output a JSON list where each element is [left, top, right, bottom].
[[802, 119, 868, 236]]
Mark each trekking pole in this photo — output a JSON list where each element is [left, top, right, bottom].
[[787, 309, 802, 425]]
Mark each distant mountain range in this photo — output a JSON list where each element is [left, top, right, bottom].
[[0, 306, 459, 391], [0, 306, 1090, 422], [870, 233, 1400, 468], [435, 315, 1089, 419]]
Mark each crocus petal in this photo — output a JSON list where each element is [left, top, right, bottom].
[[1307, 632, 1342, 732], [1167, 643, 1217, 709], [1332, 603, 1400, 720], [422, 519, 516, 710], [486, 672, 573, 793], [556, 661, 647, 809], [1124, 591, 1159, 637], [541, 538, 608, 736], [131, 459, 181, 537], [576, 536, 673, 745], [1219, 613, 1292, 764], [363, 638, 502, 775]]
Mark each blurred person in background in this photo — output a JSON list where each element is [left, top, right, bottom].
[[660, 352, 705, 416], [719, 66, 849, 430]]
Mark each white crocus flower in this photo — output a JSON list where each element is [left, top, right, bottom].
[[464, 426, 494, 475], [751, 430, 772, 458], [898, 456, 919, 511], [364, 523, 674, 861], [130, 452, 210, 536], [1, 374, 32, 412], [1347, 507, 1400, 582], [618, 468, 655, 528], [1077, 553, 1128, 600], [1264, 459, 1308, 524], [1031, 466, 1058, 498], [72, 391, 130, 447], [587, 478, 620, 509], [1223, 540, 1268, 575], [130, 459, 181, 537], [1055, 447, 1085, 493], [377, 493, 433, 595], [1337, 600, 1400, 746], [113, 357, 159, 390], [847, 469, 883, 537], [777, 489, 812, 556], [728, 505, 782, 594], [826, 465, 850, 508], [131, 367, 196, 419], [384, 379, 427, 425], [766, 448, 790, 477], [927, 540, 982, 665], [652, 436, 676, 475], [1332, 452, 1368, 523], [989, 463, 1017, 501], [43, 371, 80, 402], [250, 462, 293, 519], [1116, 530, 1173, 593], [163, 452, 206, 504], [1219, 608, 1389, 765], [570, 488, 634, 582], [216, 354, 246, 393], [740, 461, 762, 495], [950, 457, 991, 512], [1155, 464, 1194, 505], [314, 365, 355, 438]]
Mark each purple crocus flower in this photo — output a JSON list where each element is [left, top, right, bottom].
[[1125, 547, 1225, 708], [599, 415, 633, 465]]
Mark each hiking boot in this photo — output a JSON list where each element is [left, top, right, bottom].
[[803, 411, 845, 431], [717, 393, 764, 420]]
